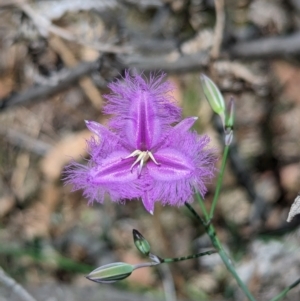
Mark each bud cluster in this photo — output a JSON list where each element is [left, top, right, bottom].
[[200, 74, 235, 145], [86, 229, 214, 284]]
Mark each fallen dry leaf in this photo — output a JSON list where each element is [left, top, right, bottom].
[[13, 182, 60, 239], [0, 194, 15, 218], [287, 194, 300, 222], [40, 130, 91, 181], [280, 163, 300, 192], [272, 60, 300, 104]]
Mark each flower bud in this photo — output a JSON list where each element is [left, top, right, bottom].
[[225, 97, 235, 130], [149, 253, 163, 264], [133, 229, 151, 256], [86, 262, 134, 284], [225, 129, 233, 146], [200, 74, 225, 123]]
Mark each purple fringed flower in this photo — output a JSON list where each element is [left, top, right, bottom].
[[65, 72, 216, 214]]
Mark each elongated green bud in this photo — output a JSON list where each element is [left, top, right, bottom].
[[200, 74, 225, 125], [86, 262, 134, 284], [133, 229, 151, 256], [225, 97, 235, 129], [224, 97, 235, 145]]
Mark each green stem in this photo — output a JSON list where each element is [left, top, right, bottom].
[[185, 202, 207, 226], [185, 202, 257, 301], [209, 145, 230, 220], [162, 250, 216, 263], [269, 277, 300, 301], [195, 192, 209, 222]]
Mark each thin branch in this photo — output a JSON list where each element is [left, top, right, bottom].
[[212, 61, 268, 86], [133, 32, 300, 61], [211, 0, 225, 59], [0, 51, 210, 111], [48, 35, 103, 109], [0, 58, 102, 111], [122, 52, 209, 73], [0, 127, 52, 155], [229, 32, 300, 59], [0, 267, 38, 301]]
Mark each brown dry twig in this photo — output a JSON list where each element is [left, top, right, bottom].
[[212, 61, 268, 86], [211, 0, 225, 59], [0, 126, 52, 155], [123, 52, 209, 73], [0, 50, 211, 111], [48, 35, 103, 109], [0, 57, 102, 111], [229, 31, 300, 59]]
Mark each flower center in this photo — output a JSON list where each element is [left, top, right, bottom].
[[125, 150, 160, 176]]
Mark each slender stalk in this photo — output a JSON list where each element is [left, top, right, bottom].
[[133, 261, 160, 270], [210, 231, 256, 301], [134, 249, 215, 269], [195, 192, 209, 222], [185, 202, 257, 301], [162, 250, 216, 263], [185, 202, 207, 226], [269, 277, 300, 301], [209, 145, 230, 220]]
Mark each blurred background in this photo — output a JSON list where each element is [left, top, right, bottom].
[[0, 0, 300, 300]]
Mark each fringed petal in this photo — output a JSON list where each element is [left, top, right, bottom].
[[103, 72, 181, 149]]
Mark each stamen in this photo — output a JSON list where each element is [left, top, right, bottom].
[[137, 159, 144, 176], [148, 151, 160, 166], [126, 150, 160, 175], [130, 152, 144, 171]]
